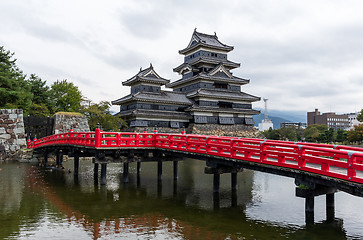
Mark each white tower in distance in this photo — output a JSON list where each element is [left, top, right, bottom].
[[258, 98, 274, 131]]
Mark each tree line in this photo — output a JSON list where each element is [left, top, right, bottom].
[[262, 119, 363, 144], [0, 46, 125, 131]]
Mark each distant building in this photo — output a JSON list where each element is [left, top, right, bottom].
[[258, 99, 273, 131], [280, 122, 307, 129], [112, 29, 260, 128], [307, 108, 349, 130], [346, 112, 360, 130]]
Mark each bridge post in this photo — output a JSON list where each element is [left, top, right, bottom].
[[123, 162, 129, 183], [157, 161, 162, 182], [93, 163, 99, 185], [137, 161, 141, 187], [173, 160, 178, 180], [137, 161, 141, 175], [213, 173, 220, 193], [305, 197, 314, 224], [231, 172, 238, 207], [326, 193, 335, 222], [74, 153, 79, 177], [56, 149, 60, 167], [100, 163, 107, 185], [43, 151, 48, 168], [231, 172, 237, 191]]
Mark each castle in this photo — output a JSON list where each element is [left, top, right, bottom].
[[112, 29, 260, 131]]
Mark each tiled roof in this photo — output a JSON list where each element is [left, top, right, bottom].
[[179, 30, 234, 54], [185, 105, 260, 115], [186, 89, 260, 102], [112, 91, 193, 105], [166, 72, 249, 88], [122, 64, 170, 86], [117, 109, 192, 120], [173, 57, 240, 73]]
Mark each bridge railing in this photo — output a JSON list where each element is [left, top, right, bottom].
[[27, 130, 363, 184]]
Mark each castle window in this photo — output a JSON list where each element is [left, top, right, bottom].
[[214, 82, 228, 89]]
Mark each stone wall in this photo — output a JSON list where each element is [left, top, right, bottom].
[[188, 124, 264, 138], [53, 112, 90, 134], [126, 124, 264, 138], [0, 109, 26, 161]]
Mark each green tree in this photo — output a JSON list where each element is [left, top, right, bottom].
[[279, 127, 298, 141], [357, 109, 363, 122], [347, 124, 363, 143], [0, 46, 32, 113], [50, 79, 83, 112], [27, 74, 52, 116], [303, 125, 321, 142], [336, 129, 347, 143], [81, 101, 126, 131], [262, 128, 280, 140]]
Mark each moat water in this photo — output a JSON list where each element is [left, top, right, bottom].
[[1, 158, 363, 240]]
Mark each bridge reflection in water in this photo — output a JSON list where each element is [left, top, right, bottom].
[[20, 159, 353, 240]]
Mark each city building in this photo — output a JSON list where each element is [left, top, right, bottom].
[[346, 112, 360, 130], [280, 122, 307, 129], [307, 108, 349, 130], [112, 30, 260, 129]]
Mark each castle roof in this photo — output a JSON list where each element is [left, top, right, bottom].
[[179, 29, 234, 55], [111, 91, 192, 105], [122, 64, 170, 86], [173, 57, 240, 73], [186, 88, 260, 102], [185, 105, 260, 115], [116, 109, 192, 120], [167, 65, 249, 88]]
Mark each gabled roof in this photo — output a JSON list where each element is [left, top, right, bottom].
[[186, 88, 261, 102], [166, 72, 249, 88], [111, 91, 193, 105], [208, 63, 233, 78], [122, 64, 170, 86], [179, 29, 234, 55]]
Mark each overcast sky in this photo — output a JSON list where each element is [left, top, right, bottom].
[[1, 0, 362, 115]]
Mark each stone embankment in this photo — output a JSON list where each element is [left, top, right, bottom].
[[0, 109, 27, 161], [188, 124, 264, 138], [53, 112, 90, 133], [126, 124, 264, 138]]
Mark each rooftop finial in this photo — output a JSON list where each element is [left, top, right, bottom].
[[194, 27, 197, 32], [140, 67, 142, 72], [150, 63, 153, 68]]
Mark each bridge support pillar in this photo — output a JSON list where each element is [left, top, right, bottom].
[[295, 178, 337, 225], [305, 197, 314, 224], [43, 151, 48, 168], [326, 193, 335, 222], [137, 162, 141, 187], [123, 162, 129, 183], [157, 161, 162, 182], [213, 173, 220, 193], [94, 163, 99, 185], [74, 154, 79, 176], [100, 163, 107, 185], [56, 150, 63, 168], [173, 161, 178, 180], [231, 172, 237, 191]]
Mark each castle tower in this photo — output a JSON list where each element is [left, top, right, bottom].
[[167, 29, 260, 125]]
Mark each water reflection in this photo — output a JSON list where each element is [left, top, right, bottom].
[[0, 158, 362, 239]]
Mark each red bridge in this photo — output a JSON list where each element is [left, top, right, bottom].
[[28, 128, 363, 223]]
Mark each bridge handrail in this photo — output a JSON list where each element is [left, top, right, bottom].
[[27, 130, 363, 184]]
